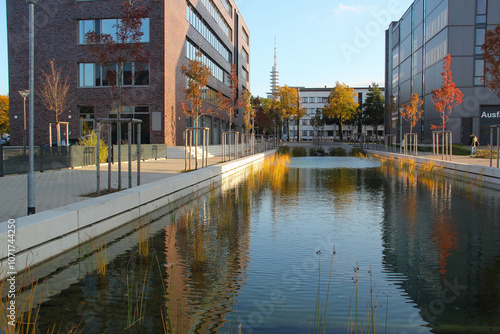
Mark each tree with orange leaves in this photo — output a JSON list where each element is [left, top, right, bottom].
[[482, 25, 500, 98], [217, 64, 244, 131], [431, 54, 463, 130], [181, 50, 212, 125], [401, 93, 424, 134]]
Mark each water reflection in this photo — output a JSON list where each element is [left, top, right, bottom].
[[10, 156, 500, 333], [162, 184, 253, 333], [380, 163, 500, 333]]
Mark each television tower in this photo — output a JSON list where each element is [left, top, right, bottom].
[[269, 37, 279, 97]]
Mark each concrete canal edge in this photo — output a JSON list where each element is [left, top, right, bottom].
[[0, 150, 276, 278], [368, 150, 500, 191]]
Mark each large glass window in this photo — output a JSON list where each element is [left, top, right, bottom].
[[392, 46, 399, 68], [425, 28, 448, 68], [242, 48, 249, 63], [201, 87, 219, 106], [79, 106, 95, 137], [186, 4, 232, 62], [108, 106, 150, 144], [412, 0, 424, 29], [400, 10, 412, 40], [474, 59, 484, 86], [222, 0, 232, 17], [425, 1, 448, 43], [200, 0, 232, 40], [78, 18, 149, 44], [242, 28, 249, 45], [79, 63, 149, 87], [412, 23, 423, 51], [101, 19, 117, 40], [242, 67, 249, 82], [477, 0, 487, 14], [186, 40, 227, 84], [79, 20, 94, 44]]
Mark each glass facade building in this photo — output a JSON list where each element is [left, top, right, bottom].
[[385, 0, 500, 145]]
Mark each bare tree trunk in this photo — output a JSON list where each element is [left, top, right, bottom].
[[56, 122, 61, 147]]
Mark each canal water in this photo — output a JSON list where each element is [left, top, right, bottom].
[[18, 156, 500, 333]]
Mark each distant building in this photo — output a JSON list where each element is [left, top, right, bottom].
[[385, 0, 500, 145], [7, 0, 250, 146], [289, 86, 385, 141]]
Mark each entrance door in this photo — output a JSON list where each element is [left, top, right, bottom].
[[461, 118, 472, 145]]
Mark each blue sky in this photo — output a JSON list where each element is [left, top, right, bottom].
[[0, 0, 415, 97]]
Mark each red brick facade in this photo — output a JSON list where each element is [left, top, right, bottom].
[[7, 0, 250, 146]]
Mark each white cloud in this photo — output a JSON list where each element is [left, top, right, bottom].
[[333, 4, 377, 15], [334, 4, 364, 14]]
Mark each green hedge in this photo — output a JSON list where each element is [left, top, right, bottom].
[[329, 147, 347, 156], [291, 147, 307, 157]]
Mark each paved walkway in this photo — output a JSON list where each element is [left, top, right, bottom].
[[1, 147, 498, 222], [0, 156, 222, 222]]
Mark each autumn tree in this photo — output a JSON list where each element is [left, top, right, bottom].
[[241, 91, 254, 133], [363, 83, 385, 137], [431, 54, 463, 130], [401, 93, 424, 134], [251, 96, 275, 135], [271, 85, 299, 140], [217, 64, 244, 131], [482, 25, 500, 98], [292, 91, 307, 141], [181, 50, 212, 124], [37, 60, 72, 146], [310, 108, 326, 142], [0, 95, 9, 134], [85, 0, 150, 130], [323, 82, 358, 141]]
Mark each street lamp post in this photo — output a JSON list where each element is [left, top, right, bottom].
[[18, 89, 29, 155], [27, 0, 38, 215]]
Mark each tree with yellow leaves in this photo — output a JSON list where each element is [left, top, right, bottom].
[[0, 95, 9, 135], [241, 90, 254, 133], [272, 85, 298, 140], [401, 93, 424, 134], [323, 82, 358, 141]]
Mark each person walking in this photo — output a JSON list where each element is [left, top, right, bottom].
[[469, 133, 477, 156]]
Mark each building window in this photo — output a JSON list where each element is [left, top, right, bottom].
[[302, 97, 307, 103], [201, 86, 219, 105], [109, 106, 150, 144], [242, 67, 249, 81], [242, 28, 249, 45], [322, 97, 328, 103], [186, 40, 228, 85], [186, 4, 232, 62], [474, 59, 484, 86], [222, 0, 232, 17], [200, 0, 232, 40], [78, 18, 149, 44], [78, 62, 149, 87], [477, 0, 487, 14], [242, 48, 249, 63], [79, 106, 95, 137]]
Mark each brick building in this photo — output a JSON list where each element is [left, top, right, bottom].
[[7, 0, 250, 146]]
